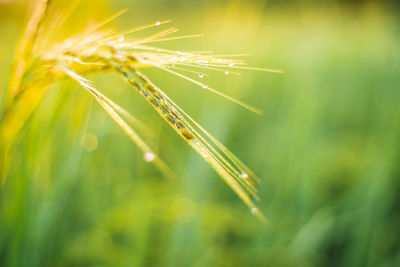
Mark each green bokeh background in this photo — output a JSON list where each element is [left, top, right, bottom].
[[1, 0, 399, 266]]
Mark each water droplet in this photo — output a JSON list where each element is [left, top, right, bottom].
[[240, 172, 248, 179], [251, 208, 258, 214], [202, 84, 208, 89], [118, 36, 124, 42], [144, 152, 155, 162], [199, 73, 204, 78], [171, 64, 176, 67], [155, 21, 161, 26], [225, 71, 229, 75], [229, 63, 234, 67]]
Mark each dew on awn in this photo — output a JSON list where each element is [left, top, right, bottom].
[[144, 152, 155, 162], [240, 172, 249, 179], [251, 208, 258, 214]]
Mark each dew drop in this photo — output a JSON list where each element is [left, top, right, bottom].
[[229, 63, 234, 67], [155, 21, 161, 26], [201, 151, 209, 158], [202, 84, 208, 89], [118, 36, 124, 42], [225, 71, 229, 75], [251, 208, 258, 215], [240, 172, 248, 179], [199, 73, 204, 78], [144, 152, 155, 162]]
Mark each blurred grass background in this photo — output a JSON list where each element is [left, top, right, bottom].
[[1, 0, 400, 266]]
